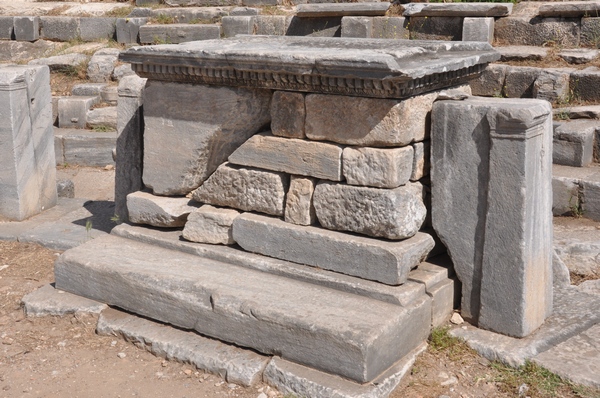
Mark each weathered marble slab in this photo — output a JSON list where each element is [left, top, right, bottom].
[[538, 1, 600, 17], [402, 3, 512, 17], [296, 3, 390, 18]]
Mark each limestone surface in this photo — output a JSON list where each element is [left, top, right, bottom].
[[285, 176, 317, 226], [87, 48, 120, 83], [553, 120, 596, 167], [313, 181, 426, 240], [270, 91, 305, 138], [192, 163, 288, 217], [182, 205, 240, 245], [233, 213, 435, 285], [127, 190, 197, 228], [296, 3, 390, 17], [402, 2, 512, 17], [228, 132, 343, 181], [342, 146, 413, 189], [410, 141, 430, 181], [22, 283, 107, 317]]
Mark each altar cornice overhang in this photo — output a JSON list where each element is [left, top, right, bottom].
[[120, 36, 500, 99]]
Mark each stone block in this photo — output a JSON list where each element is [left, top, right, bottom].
[[230, 7, 259, 16], [59, 129, 116, 167], [313, 181, 426, 240], [559, 49, 600, 65], [101, 85, 119, 104], [127, 190, 197, 228], [431, 97, 553, 337], [553, 120, 596, 167], [581, 17, 600, 48], [57, 96, 99, 129], [402, 2, 511, 17], [462, 17, 494, 44], [116, 17, 147, 44], [428, 279, 455, 328], [22, 284, 106, 317], [57, 179, 75, 198], [72, 83, 107, 97], [271, 91, 305, 138], [342, 146, 413, 189], [469, 63, 507, 97], [571, 67, 600, 103], [504, 66, 541, 98], [540, 3, 600, 18], [305, 91, 438, 147], [285, 176, 317, 226], [553, 105, 600, 121], [228, 132, 343, 181], [233, 212, 435, 285], [0, 17, 14, 40], [40, 17, 80, 42], [143, 81, 271, 195], [192, 163, 288, 217], [54, 135, 64, 165], [411, 141, 430, 182], [139, 24, 221, 44], [221, 16, 253, 38], [285, 17, 342, 37], [494, 17, 580, 47], [86, 106, 117, 130], [296, 3, 390, 17], [115, 75, 146, 221], [252, 16, 291, 36], [552, 176, 579, 216], [14, 16, 39, 42], [581, 179, 600, 221], [533, 68, 572, 103], [87, 48, 120, 83], [497, 46, 548, 62], [79, 17, 116, 42], [341, 17, 372, 38], [407, 16, 462, 41], [28, 53, 89, 73], [182, 205, 240, 245], [372, 17, 407, 40]]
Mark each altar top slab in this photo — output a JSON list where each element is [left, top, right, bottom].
[[120, 36, 500, 99]]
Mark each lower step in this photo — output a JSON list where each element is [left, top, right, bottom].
[[55, 234, 431, 383]]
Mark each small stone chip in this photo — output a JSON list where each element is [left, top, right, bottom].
[[117, 352, 126, 358]]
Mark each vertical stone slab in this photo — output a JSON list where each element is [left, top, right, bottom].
[[116, 75, 146, 221], [431, 97, 553, 337], [462, 17, 494, 44]]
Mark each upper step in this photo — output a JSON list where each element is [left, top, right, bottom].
[[54, 233, 431, 383]]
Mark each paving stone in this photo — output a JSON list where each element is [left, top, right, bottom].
[[532, 68, 572, 103], [139, 24, 221, 44], [14, 16, 39, 42], [469, 63, 507, 97], [372, 16, 407, 40], [221, 16, 253, 38], [553, 120, 596, 167], [559, 48, 600, 65], [270, 91, 305, 138], [539, 2, 600, 18], [22, 284, 107, 317], [182, 205, 240, 245], [305, 91, 438, 147], [55, 128, 116, 167], [571, 67, 600, 103], [407, 16, 463, 41], [87, 106, 117, 130], [57, 179, 74, 198], [504, 66, 541, 98], [58, 96, 100, 129], [342, 146, 413, 189], [127, 190, 197, 228], [313, 181, 426, 240], [55, 234, 431, 383], [341, 16, 372, 38], [402, 2, 512, 17], [234, 212, 434, 285], [462, 17, 494, 43], [87, 48, 120, 83], [116, 17, 147, 44], [410, 141, 429, 182], [263, 344, 427, 398], [285, 176, 317, 226], [97, 307, 269, 386], [296, 2, 389, 17], [40, 17, 80, 41], [432, 97, 553, 337], [552, 176, 580, 216], [113, 222, 427, 307], [286, 16, 342, 38], [229, 132, 343, 181], [72, 83, 108, 97], [79, 17, 117, 41], [0, 16, 14, 40], [494, 16, 580, 47], [496, 45, 548, 62], [192, 163, 288, 217]]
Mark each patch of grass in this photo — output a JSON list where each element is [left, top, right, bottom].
[[428, 326, 474, 360], [57, 59, 89, 81], [104, 6, 134, 18], [91, 125, 114, 133]]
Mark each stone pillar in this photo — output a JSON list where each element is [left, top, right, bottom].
[[431, 97, 553, 338], [0, 65, 57, 221]]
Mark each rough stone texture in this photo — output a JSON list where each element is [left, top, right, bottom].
[[251, 16, 291, 36], [116, 17, 147, 44], [233, 213, 435, 285], [182, 205, 240, 245], [112, 64, 135, 81], [555, 226, 600, 277], [57, 96, 100, 129], [540, 2, 600, 18], [0, 41, 59, 64], [14, 16, 39, 42], [263, 344, 427, 398], [342, 146, 413, 189], [86, 106, 117, 130], [497, 46, 548, 62], [372, 17, 407, 40], [403, 2, 512, 17], [559, 49, 600, 65], [284, 176, 317, 226], [579, 279, 600, 296], [72, 83, 107, 97], [139, 24, 221, 45], [552, 163, 600, 222], [286, 16, 342, 38], [97, 308, 269, 387], [581, 17, 600, 48], [40, 17, 80, 42], [192, 163, 288, 217], [305, 91, 438, 147], [79, 17, 116, 42], [229, 132, 343, 181], [57, 179, 75, 198], [494, 17, 580, 47], [571, 67, 600, 103], [296, 3, 390, 17], [552, 250, 571, 289], [29, 54, 89, 74], [407, 17, 462, 41], [22, 284, 107, 317], [270, 91, 305, 138], [553, 105, 600, 120], [87, 48, 120, 83], [101, 85, 119, 104], [143, 81, 271, 196], [313, 181, 426, 240], [55, 234, 431, 383], [411, 141, 430, 182], [504, 66, 540, 98], [431, 97, 553, 337], [0, 65, 57, 221], [341, 17, 372, 38], [55, 128, 116, 167], [0, 16, 14, 40], [553, 120, 596, 167], [221, 16, 253, 38], [552, 176, 580, 216], [115, 75, 146, 221], [127, 190, 197, 228], [469, 63, 507, 97], [428, 279, 455, 328], [462, 17, 494, 44], [532, 68, 572, 103], [230, 7, 259, 16]]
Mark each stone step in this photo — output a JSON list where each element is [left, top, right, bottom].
[[552, 163, 600, 220], [552, 119, 599, 167], [54, 127, 116, 167], [54, 233, 432, 383], [139, 23, 220, 44], [553, 105, 600, 120], [86, 106, 117, 130], [295, 2, 390, 18], [496, 45, 600, 65]]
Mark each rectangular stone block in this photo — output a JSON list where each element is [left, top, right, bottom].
[[285, 176, 316, 226], [552, 176, 580, 216], [61, 130, 116, 167], [233, 213, 435, 285], [406, 16, 462, 41], [14, 16, 39, 42], [116, 17, 147, 44], [342, 146, 413, 189], [428, 279, 455, 328], [411, 141, 430, 182], [582, 179, 600, 221], [581, 18, 600, 48], [72, 83, 108, 97], [252, 16, 291, 36], [431, 97, 553, 337], [79, 17, 117, 42], [192, 163, 288, 217], [127, 190, 196, 228], [139, 24, 221, 44], [296, 3, 390, 17], [285, 17, 342, 38], [341, 16, 372, 38], [504, 66, 541, 98], [0, 17, 14, 40], [58, 96, 99, 129], [553, 120, 595, 167], [571, 68, 600, 103], [182, 205, 240, 245], [221, 16, 253, 38], [142, 81, 271, 195], [313, 181, 426, 240], [229, 132, 343, 181], [494, 16, 579, 47], [533, 69, 571, 103], [271, 91, 305, 138], [403, 2, 512, 17], [469, 63, 507, 97], [40, 17, 80, 42], [305, 91, 438, 147], [372, 17, 407, 40], [462, 17, 494, 44]]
